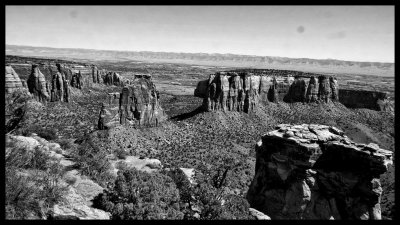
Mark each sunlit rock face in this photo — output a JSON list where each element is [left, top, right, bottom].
[[5, 65, 25, 94], [194, 69, 340, 112], [119, 75, 167, 127], [246, 124, 393, 220]]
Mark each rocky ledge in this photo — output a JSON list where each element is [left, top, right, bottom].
[[246, 124, 392, 220]]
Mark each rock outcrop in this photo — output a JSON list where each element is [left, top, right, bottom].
[[195, 70, 339, 112], [119, 75, 166, 127], [70, 71, 83, 89], [5, 65, 25, 94], [50, 67, 70, 102], [27, 64, 49, 103], [246, 124, 393, 220], [104, 72, 124, 86]]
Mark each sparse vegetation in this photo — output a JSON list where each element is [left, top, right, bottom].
[[93, 168, 184, 220], [5, 144, 67, 219]]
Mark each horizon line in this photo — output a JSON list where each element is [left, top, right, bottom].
[[6, 43, 395, 64]]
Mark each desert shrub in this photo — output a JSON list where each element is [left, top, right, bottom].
[[57, 138, 74, 150], [37, 128, 58, 141], [93, 168, 184, 220], [20, 125, 58, 141], [219, 194, 253, 220], [165, 167, 192, 207], [5, 89, 32, 133], [115, 148, 128, 160], [70, 134, 115, 187], [5, 145, 67, 219]]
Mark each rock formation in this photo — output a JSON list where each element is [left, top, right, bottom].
[[96, 69, 106, 84], [104, 71, 125, 86], [305, 76, 319, 103], [194, 70, 339, 112], [27, 64, 49, 103], [318, 75, 332, 103], [5, 65, 25, 93], [246, 124, 393, 220], [56, 63, 73, 81], [50, 67, 70, 102], [70, 71, 83, 89], [119, 75, 166, 127]]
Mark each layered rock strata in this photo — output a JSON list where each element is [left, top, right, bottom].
[[119, 75, 166, 127], [195, 71, 339, 112], [27, 64, 50, 103], [5, 65, 25, 93], [246, 124, 393, 220]]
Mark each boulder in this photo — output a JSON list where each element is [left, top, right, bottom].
[[247, 124, 392, 220]]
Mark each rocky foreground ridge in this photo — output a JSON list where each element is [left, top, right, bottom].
[[246, 124, 393, 220], [194, 69, 389, 112]]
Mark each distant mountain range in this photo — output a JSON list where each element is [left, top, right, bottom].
[[6, 44, 394, 76]]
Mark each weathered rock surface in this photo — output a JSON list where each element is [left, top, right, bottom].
[[119, 75, 166, 127], [104, 72, 125, 86], [195, 70, 339, 112], [246, 124, 392, 220], [70, 71, 83, 89], [52, 170, 110, 220], [5, 65, 25, 94], [305, 76, 319, 103], [50, 66, 70, 102], [27, 64, 49, 103], [249, 208, 271, 220]]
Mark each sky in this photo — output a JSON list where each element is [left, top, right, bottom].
[[6, 6, 394, 63]]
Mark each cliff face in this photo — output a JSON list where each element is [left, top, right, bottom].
[[194, 71, 339, 112], [246, 124, 393, 220], [339, 90, 388, 111]]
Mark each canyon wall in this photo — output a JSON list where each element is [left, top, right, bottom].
[[246, 124, 392, 220], [195, 69, 389, 112], [194, 70, 339, 112], [338, 90, 389, 111]]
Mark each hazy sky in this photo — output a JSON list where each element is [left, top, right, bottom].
[[6, 6, 394, 63]]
